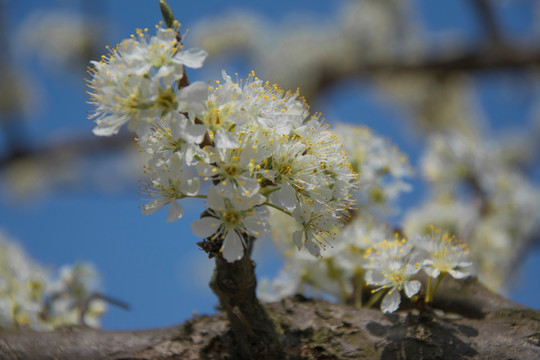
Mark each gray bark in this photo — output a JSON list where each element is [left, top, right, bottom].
[[0, 277, 539, 360]]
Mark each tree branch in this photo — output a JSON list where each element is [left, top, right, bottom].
[[470, 0, 505, 47], [0, 132, 134, 172], [205, 235, 281, 359], [1, 279, 538, 360], [297, 45, 540, 102]]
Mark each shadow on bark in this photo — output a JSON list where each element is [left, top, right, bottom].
[[0, 278, 539, 359]]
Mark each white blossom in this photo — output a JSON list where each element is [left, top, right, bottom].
[[364, 237, 422, 313], [414, 229, 472, 279], [0, 233, 105, 330], [88, 24, 358, 263], [87, 23, 207, 136], [140, 157, 200, 222], [192, 187, 270, 262]]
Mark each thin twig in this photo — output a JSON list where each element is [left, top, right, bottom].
[[470, 0, 505, 47]]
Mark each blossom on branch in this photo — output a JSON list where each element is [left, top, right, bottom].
[[87, 22, 207, 136], [415, 228, 472, 280], [88, 26, 358, 262], [364, 237, 422, 313]]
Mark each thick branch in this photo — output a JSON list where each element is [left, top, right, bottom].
[[209, 251, 281, 359], [0, 325, 181, 360], [0, 280, 538, 359]]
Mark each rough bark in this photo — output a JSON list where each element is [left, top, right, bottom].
[[209, 253, 281, 359], [0, 277, 539, 360]]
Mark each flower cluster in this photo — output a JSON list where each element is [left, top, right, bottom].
[[88, 24, 358, 262], [0, 233, 105, 330], [259, 213, 390, 304], [364, 228, 472, 313], [411, 132, 540, 291], [87, 22, 207, 136], [261, 124, 411, 305], [261, 220, 472, 314], [332, 124, 412, 215]]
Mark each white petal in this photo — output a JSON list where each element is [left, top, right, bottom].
[[176, 82, 208, 114], [449, 269, 470, 279], [304, 237, 320, 257], [237, 177, 260, 197], [222, 231, 244, 262], [404, 262, 421, 276], [180, 175, 200, 196], [423, 265, 440, 279], [179, 81, 208, 101], [365, 270, 385, 285], [184, 124, 207, 144], [174, 48, 208, 68], [404, 280, 421, 298], [92, 115, 124, 136], [272, 183, 297, 212], [457, 260, 473, 268], [166, 201, 183, 223], [236, 192, 265, 210], [221, 70, 232, 83], [215, 129, 240, 149], [293, 230, 304, 250], [243, 215, 269, 238], [191, 217, 220, 238], [381, 290, 401, 313], [155, 65, 174, 78], [207, 186, 226, 211], [92, 125, 117, 137], [142, 199, 166, 215]]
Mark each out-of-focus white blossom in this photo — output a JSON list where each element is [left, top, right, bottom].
[[413, 131, 540, 292], [16, 10, 103, 71], [261, 205, 392, 304], [0, 232, 105, 330], [191, 0, 420, 99], [415, 228, 472, 280], [333, 124, 412, 214], [403, 199, 477, 240]]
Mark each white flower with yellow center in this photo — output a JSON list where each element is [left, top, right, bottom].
[[87, 22, 207, 136], [364, 238, 422, 313], [196, 131, 270, 198], [138, 111, 207, 165], [416, 228, 472, 279], [235, 71, 308, 134], [262, 133, 317, 211], [292, 201, 341, 257], [176, 74, 245, 149], [140, 158, 200, 222], [191, 187, 270, 262]]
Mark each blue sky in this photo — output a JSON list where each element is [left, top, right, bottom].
[[1, 0, 539, 330]]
